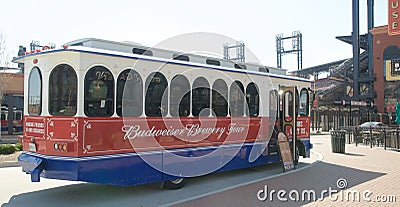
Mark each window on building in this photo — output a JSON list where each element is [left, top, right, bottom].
[[246, 83, 259, 116], [170, 75, 190, 117], [145, 72, 168, 117], [117, 69, 143, 117], [230, 81, 245, 116], [28, 67, 42, 115], [49, 64, 77, 116], [192, 77, 210, 117], [299, 88, 309, 116], [212, 79, 228, 116], [84, 66, 114, 117]]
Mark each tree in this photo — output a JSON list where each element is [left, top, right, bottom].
[[0, 31, 13, 104]]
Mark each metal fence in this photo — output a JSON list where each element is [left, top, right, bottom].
[[339, 126, 400, 151]]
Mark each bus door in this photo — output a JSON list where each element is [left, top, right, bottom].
[[279, 86, 298, 161]]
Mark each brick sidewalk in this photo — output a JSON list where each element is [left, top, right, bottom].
[[172, 134, 400, 207]]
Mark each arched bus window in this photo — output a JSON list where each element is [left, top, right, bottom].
[[116, 69, 143, 117], [284, 91, 293, 122], [299, 88, 309, 116], [230, 81, 245, 116], [1, 111, 5, 120], [212, 79, 228, 117], [246, 82, 259, 116], [28, 67, 42, 115], [84, 66, 114, 117], [145, 72, 168, 117], [192, 77, 210, 117], [170, 75, 190, 117], [49, 64, 77, 116], [269, 90, 278, 121], [15, 111, 22, 120]]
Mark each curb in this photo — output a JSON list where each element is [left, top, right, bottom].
[[0, 139, 19, 144], [0, 161, 19, 168]]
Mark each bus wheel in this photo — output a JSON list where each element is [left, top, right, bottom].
[[294, 145, 300, 165], [162, 178, 186, 190]]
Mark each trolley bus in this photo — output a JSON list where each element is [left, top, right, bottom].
[[1, 106, 23, 133], [15, 38, 312, 189]]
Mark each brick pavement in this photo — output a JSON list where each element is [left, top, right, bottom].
[[171, 133, 400, 207]]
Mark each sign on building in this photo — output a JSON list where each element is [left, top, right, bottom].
[[389, 0, 400, 35], [385, 59, 400, 81]]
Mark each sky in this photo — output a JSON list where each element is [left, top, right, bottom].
[[0, 0, 388, 70]]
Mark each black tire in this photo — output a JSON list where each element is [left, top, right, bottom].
[[162, 178, 186, 190]]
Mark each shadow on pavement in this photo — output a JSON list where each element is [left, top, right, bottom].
[[344, 152, 365, 157], [1, 163, 285, 207], [2, 161, 375, 207], [172, 161, 386, 207]]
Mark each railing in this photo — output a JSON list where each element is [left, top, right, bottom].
[[338, 126, 400, 151]]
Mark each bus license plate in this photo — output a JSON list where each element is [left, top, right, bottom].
[[29, 143, 37, 152]]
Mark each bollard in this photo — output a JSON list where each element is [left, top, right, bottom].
[[370, 126, 373, 148], [384, 128, 387, 150], [396, 128, 400, 151]]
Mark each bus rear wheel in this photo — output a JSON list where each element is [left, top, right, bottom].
[[162, 178, 186, 190]]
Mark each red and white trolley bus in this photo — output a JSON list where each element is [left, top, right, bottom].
[[15, 38, 312, 189]]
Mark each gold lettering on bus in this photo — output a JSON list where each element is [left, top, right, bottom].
[[121, 123, 245, 140]]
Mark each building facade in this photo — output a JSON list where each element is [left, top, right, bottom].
[[371, 26, 400, 122]]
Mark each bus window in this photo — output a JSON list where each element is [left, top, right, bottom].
[[284, 91, 293, 122], [173, 54, 190, 62], [28, 67, 42, 115], [269, 90, 278, 121], [192, 77, 210, 117], [230, 81, 245, 116], [299, 88, 309, 116], [117, 69, 143, 117], [145, 72, 168, 117], [212, 79, 228, 117], [246, 82, 259, 117], [15, 111, 22, 120], [84, 66, 114, 117], [49, 64, 77, 116], [170, 75, 190, 117]]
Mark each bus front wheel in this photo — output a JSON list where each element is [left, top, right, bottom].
[[162, 178, 186, 190]]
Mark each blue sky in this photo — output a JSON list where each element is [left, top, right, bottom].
[[0, 0, 388, 70]]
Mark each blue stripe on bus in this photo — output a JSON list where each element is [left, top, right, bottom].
[[19, 143, 278, 186]]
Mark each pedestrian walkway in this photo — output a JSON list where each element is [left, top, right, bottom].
[[171, 134, 400, 207]]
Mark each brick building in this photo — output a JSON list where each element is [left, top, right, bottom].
[[371, 26, 400, 117]]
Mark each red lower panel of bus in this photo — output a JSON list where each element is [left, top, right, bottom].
[[22, 116, 310, 157]]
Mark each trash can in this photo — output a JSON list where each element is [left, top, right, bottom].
[[330, 130, 346, 153]]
